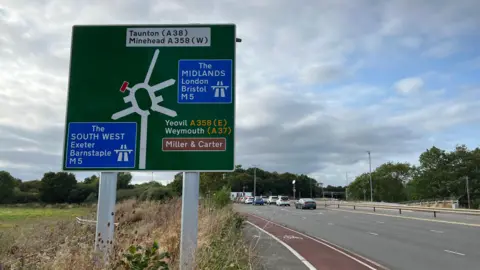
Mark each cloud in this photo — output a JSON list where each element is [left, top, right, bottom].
[[300, 62, 347, 84], [393, 77, 424, 94], [422, 41, 457, 58], [1, 0, 480, 186]]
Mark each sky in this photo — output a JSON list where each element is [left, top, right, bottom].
[[1, 0, 480, 186]]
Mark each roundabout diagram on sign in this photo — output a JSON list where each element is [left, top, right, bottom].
[[112, 49, 177, 169]]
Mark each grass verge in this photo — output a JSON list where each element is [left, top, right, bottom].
[[0, 199, 255, 269]]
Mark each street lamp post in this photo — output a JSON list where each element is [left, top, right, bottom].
[[367, 151, 373, 202], [252, 164, 259, 197], [345, 172, 349, 201], [319, 182, 324, 198], [292, 180, 296, 200], [466, 176, 471, 209], [310, 178, 313, 198]]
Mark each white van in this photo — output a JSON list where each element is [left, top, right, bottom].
[[267, 196, 278, 205], [276, 196, 291, 206]]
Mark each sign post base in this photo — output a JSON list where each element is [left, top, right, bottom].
[[179, 172, 200, 270], [94, 172, 118, 256]]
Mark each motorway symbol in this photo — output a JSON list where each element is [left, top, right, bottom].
[[212, 81, 229, 98], [114, 144, 133, 162]]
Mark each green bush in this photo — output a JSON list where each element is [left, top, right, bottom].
[[68, 183, 97, 203], [212, 186, 232, 208], [196, 209, 248, 269], [8, 191, 40, 203], [118, 241, 170, 270], [83, 192, 97, 203], [117, 188, 147, 202], [139, 187, 174, 201]]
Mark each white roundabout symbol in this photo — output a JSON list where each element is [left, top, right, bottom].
[[111, 49, 177, 169]]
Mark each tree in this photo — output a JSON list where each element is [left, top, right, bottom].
[[13, 178, 22, 187], [346, 173, 371, 201], [40, 172, 77, 203], [19, 180, 42, 193], [117, 172, 133, 189], [68, 183, 97, 203], [84, 174, 99, 185], [371, 162, 411, 202], [0, 171, 16, 203], [139, 187, 173, 201], [167, 173, 183, 195], [414, 146, 452, 199], [200, 172, 227, 195]]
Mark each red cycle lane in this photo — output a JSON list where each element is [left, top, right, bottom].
[[245, 213, 387, 270]]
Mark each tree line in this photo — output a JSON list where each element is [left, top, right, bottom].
[[7, 144, 475, 207], [167, 165, 340, 198], [0, 166, 338, 205], [347, 145, 480, 208], [0, 171, 154, 204]]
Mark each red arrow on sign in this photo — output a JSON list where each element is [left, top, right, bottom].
[[120, 81, 129, 92]]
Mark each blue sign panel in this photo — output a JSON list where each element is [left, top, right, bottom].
[[65, 122, 137, 168], [178, 59, 232, 103]]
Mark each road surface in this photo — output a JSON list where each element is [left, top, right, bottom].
[[236, 204, 480, 270], [243, 223, 309, 269], [319, 202, 480, 224]]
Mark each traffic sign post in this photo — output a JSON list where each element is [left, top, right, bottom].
[[63, 25, 235, 172], [63, 24, 236, 267]]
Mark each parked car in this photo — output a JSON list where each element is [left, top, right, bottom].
[[244, 196, 254, 204], [276, 196, 291, 206], [262, 196, 269, 202], [267, 196, 278, 205], [239, 197, 246, 203], [295, 198, 317, 209], [253, 196, 264, 205]]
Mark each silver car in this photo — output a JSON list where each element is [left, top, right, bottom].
[[295, 198, 317, 209], [244, 196, 254, 204]]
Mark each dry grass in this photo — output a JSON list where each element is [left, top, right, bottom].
[[0, 199, 255, 269]]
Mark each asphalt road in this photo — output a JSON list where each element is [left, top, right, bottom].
[[236, 204, 480, 270], [243, 223, 310, 270], [320, 202, 480, 224]]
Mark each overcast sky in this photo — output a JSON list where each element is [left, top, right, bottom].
[[1, 0, 480, 186]]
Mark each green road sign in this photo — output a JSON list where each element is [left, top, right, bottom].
[[63, 24, 236, 171]]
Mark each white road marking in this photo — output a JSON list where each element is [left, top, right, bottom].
[[376, 221, 384, 224], [444, 250, 465, 256], [329, 208, 480, 227], [302, 217, 307, 220], [430, 230, 444, 234], [144, 49, 159, 84], [283, 234, 304, 240], [368, 232, 379, 236], [328, 223, 334, 225], [318, 212, 324, 215], [246, 221, 316, 270]]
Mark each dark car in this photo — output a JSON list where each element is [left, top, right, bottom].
[[295, 198, 317, 209], [253, 196, 264, 205]]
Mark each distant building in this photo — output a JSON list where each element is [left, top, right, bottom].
[[230, 192, 252, 200]]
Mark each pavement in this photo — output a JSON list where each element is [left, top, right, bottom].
[[236, 204, 480, 270]]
